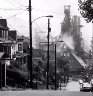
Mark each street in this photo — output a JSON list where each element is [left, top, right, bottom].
[[65, 81, 80, 91], [0, 81, 93, 96]]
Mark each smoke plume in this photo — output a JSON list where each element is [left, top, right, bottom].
[[61, 33, 75, 50]]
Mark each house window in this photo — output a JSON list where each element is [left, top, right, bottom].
[[5, 30, 8, 39], [6, 30, 8, 39], [2, 30, 4, 38], [18, 44, 22, 51], [3, 30, 5, 39]]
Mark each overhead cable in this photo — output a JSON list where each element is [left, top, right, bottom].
[[6, 10, 26, 19], [12, 0, 27, 7]]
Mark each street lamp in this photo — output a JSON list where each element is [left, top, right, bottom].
[[52, 40, 64, 90], [29, 2, 53, 88], [39, 39, 64, 90], [91, 2, 93, 73], [32, 15, 53, 23]]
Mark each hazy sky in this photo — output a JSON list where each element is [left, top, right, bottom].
[[0, 0, 92, 50]]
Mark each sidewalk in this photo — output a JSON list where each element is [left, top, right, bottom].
[[65, 80, 80, 91], [58, 79, 74, 90], [1, 87, 32, 91], [58, 82, 68, 90], [1, 80, 70, 91]]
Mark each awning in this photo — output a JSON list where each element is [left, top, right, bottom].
[[70, 50, 87, 68], [0, 38, 12, 43]]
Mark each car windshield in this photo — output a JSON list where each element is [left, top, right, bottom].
[[83, 81, 89, 83]]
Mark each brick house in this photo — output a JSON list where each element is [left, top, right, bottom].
[[16, 36, 29, 68], [0, 19, 18, 88]]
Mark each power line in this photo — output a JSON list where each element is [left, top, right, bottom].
[[7, 22, 24, 36], [32, 7, 62, 15], [0, 15, 23, 36], [32, 15, 47, 37], [16, 25, 28, 27], [2, 1, 83, 19], [34, 21, 47, 37], [32, 7, 84, 19], [0, 8, 26, 11], [32, 18, 47, 34], [12, 0, 27, 7], [0, 10, 29, 36], [6, 0, 25, 10], [6, 10, 26, 19]]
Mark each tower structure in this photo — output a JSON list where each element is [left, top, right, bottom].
[[54, 5, 87, 76], [61, 5, 71, 35], [71, 15, 83, 53]]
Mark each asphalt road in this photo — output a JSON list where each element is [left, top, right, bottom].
[[65, 80, 80, 91], [0, 90, 93, 96], [0, 81, 93, 96]]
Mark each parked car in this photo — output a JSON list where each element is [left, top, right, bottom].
[[80, 82, 91, 92], [90, 78, 93, 92]]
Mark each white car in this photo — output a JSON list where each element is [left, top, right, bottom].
[[80, 82, 92, 92]]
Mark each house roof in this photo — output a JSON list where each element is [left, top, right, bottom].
[[70, 50, 87, 68], [0, 19, 9, 29], [0, 25, 8, 29], [17, 35, 30, 43]]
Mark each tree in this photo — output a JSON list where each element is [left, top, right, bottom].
[[8, 60, 21, 69], [32, 60, 45, 89], [57, 56, 69, 83], [6, 60, 30, 88], [32, 61, 44, 81], [78, 0, 93, 22], [78, 0, 93, 79], [6, 68, 29, 87]]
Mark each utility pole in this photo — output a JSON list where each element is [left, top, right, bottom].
[[29, 0, 32, 88], [90, 21, 93, 78], [47, 18, 50, 89], [55, 44, 56, 90], [0, 62, 2, 89], [92, 21, 93, 67]]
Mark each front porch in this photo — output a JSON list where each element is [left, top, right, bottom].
[[16, 52, 28, 67]]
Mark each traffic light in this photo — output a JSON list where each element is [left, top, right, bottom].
[[49, 27, 51, 32]]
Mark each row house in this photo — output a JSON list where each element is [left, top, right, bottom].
[[16, 35, 30, 53], [0, 19, 29, 88], [0, 19, 17, 88], [0, 19, 16, 61], [16, 36, 29, 68], [8, 31, 29, 66], [0, 52, 7, 88]]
